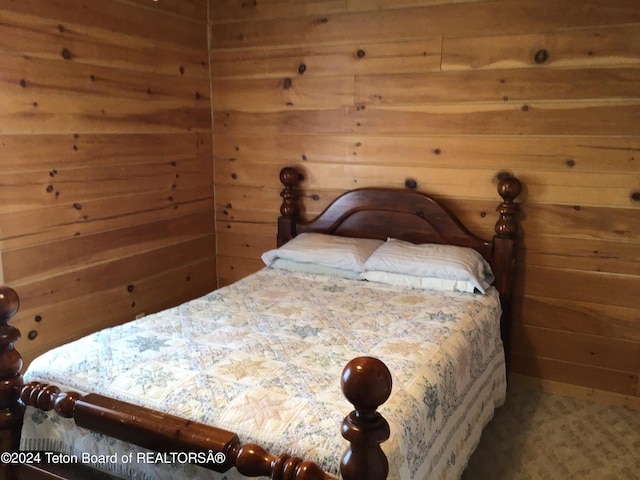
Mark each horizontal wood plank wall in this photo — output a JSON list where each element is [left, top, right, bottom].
[[0, 0, 215, 368], [210, 0, 640, 398]]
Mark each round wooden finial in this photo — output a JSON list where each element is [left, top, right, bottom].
[[340, 357, 391, 480], [497, 176, 522, 203], [280, 167, 303, 188], [341, 356, 392, 412], [0, 286, 20, 323]]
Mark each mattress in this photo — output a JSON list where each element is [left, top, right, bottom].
[[21, 267, 506, 480]]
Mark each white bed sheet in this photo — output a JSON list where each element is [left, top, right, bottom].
[[22, 268, 506, 480]]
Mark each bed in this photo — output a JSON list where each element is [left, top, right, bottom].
[[0, 166, 521, 480]]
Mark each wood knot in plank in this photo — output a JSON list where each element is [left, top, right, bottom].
[[404, 179, 418, 189], [534, 49, 549, 64]]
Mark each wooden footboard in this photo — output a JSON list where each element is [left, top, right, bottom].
[[0, 287, 391, 480]]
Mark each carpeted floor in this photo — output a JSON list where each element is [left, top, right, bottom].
[[461, 384, 640, 480]]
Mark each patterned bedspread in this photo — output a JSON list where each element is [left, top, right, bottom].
[[22, 268, 506, 480]]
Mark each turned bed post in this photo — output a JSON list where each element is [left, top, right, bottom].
[[0, 286, 24, 480], [340, 357, 392, 480], [277, 167, 304, 247], [492, 175, 522, 367]]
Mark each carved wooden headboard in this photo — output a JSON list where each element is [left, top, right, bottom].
[[275, 166, 522, 360]]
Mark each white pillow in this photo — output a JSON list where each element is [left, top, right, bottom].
[[361, 271, 476, 293], [261, 233, 384, 273], [269, 258, 362, 280], [362, 238, 494, 293]]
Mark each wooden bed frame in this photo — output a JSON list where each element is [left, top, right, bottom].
[[0, 166, 521, 480]]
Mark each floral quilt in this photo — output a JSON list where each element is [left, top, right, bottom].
[[22, 268, 506, 480]]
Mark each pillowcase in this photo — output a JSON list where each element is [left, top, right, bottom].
[[261, 233, 384, 273], [362, 238, 494, 293], [360, 271, 476, 293], [269, 258, 362, 280]]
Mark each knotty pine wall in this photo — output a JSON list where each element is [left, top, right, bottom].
[[211, 0, 640, 398], [0, 0, 215, 367], [1, 0, 638, 399]]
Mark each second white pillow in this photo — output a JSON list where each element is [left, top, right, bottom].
[[363, 238, 494, 293]]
